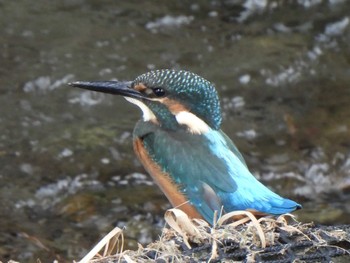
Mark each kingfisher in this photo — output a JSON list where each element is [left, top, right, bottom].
[[70, 69, 301, 224]]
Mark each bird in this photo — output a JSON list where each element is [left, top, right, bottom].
[[69, 69, 301, 225]]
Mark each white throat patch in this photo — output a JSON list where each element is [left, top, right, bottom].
[[175, 111, 210, 134], [124, 97, 157, 122], [124, 98, 210, 134]]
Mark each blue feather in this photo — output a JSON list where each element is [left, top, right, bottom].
[[135, 121, 301, 224], [205, 130, 300, 215]]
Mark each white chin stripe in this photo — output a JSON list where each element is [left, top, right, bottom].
[[124, 97, 157, 122], [175, 111, 210, 134]]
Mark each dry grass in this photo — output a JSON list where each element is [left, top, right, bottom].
[[77, 227, 124, 263], [76, 209, 350, 263]]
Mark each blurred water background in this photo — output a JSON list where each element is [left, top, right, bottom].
[[0, 0, 349, 261]]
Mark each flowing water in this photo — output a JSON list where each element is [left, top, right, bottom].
[[0, 0, 350, 261]]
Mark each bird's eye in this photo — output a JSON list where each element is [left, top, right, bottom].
[[152, 87, 166, 97]]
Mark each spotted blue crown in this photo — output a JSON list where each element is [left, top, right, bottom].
[[134, 70, 222, 130]]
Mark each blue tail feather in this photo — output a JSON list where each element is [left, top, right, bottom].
[[267, 198, 302, 215]]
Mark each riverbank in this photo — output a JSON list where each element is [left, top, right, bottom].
[[79, 209, 350, 263]]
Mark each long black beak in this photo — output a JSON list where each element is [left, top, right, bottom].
[[69, 81, 145, 100]]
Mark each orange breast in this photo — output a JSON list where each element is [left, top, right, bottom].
[[133, 138, 203, 220]]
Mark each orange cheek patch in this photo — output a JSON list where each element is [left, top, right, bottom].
[[161, 98, 188, 114], [134, 83, 147, 92]]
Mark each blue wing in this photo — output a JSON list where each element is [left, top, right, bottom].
[[134, 121, 301, 224]]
